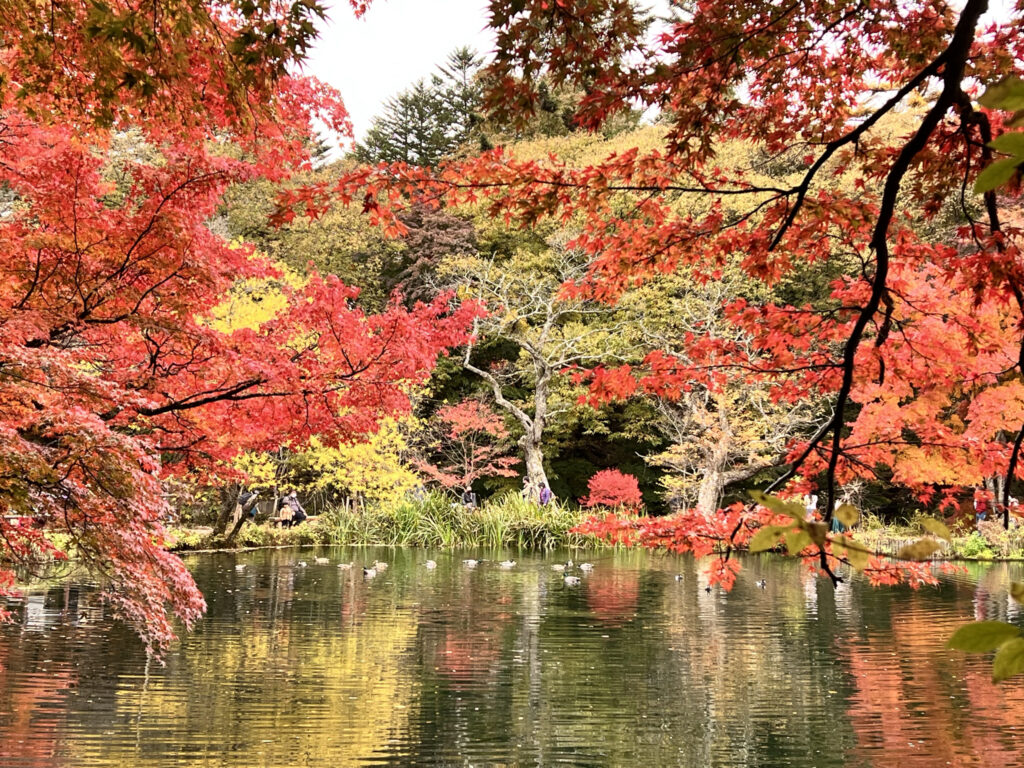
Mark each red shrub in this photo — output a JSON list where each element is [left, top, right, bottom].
[[581, 469, 643, 510]]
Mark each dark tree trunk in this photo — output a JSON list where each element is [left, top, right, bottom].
[[225, 492, 262, 544], [213, 483, 241, 535]]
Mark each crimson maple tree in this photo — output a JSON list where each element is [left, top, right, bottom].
[[415, 398, 520, 492], [0, 0, 475, 653]]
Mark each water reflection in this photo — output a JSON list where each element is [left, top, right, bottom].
[[1, 550, 1023, 766]]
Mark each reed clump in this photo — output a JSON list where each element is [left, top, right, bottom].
[[320, 491, 599, 550]]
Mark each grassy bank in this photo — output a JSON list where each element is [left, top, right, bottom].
[[164, 497, 1024, 561], [852, 514, 1024, 560], [168, 491, 600, 552]]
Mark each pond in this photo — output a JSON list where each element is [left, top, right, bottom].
[[1, 548, 1023, 767]]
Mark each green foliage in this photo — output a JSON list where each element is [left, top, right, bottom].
[[974, 76, 1024, 193], [948, 620, 1024, 683], [920, 517, 952, 542], [222, 172, 396, 310], [948, 621, 1021, 652], [896, 538, 944, 561], [164, 491, 602, 552], [835, 504, 860, 528], [320, 490, 600, 549], [168, 516, 336, 551], [954, 531, 996, 560], [748, 524, 786, 553], [354, 48, 485, 166], [164, 527, 211, 551]]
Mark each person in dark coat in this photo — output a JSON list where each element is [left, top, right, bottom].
[[283, 491, 307, 527]]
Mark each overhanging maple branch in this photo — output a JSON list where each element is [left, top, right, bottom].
[[770, 0, 991, 516]]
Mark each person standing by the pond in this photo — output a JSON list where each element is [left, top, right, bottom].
[[539, 482, 553, 505], [283, 491, 307, 527], [974, 486, 990, 523], [830, 499, 846, 533], [804, 493, 818, 521]]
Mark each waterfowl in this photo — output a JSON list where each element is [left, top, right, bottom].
[[704, 585, 712, 594], [551, 563, 566, 572], [564, 575, 581, 586], [425, 560, 437, 569], [462, 559, 479, 568], [578, 562, 594, 572], [297, 561, 308, 568], [566, 559, 574, 568], [674, 574, 683, 582], [756, 579, 767, 589], [363, 567, 377, 578], [499, 560, 516, 569], [337, 562, 353, 570], [314, 557, 330, 565], [372, 560, 389, 571]]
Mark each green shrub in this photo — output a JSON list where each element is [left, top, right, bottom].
[[315, 490, 601, 550], [164, 527, 209, 551], [954, 531, 996, 560]]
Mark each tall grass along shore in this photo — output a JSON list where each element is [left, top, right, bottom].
[[168, 492, 600, 552]]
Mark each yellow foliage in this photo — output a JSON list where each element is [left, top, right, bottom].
[[208, 246, 306, 334], [302, 419, 419, 505], [235, 419, 419, 505], [234, 451, 280, 491]]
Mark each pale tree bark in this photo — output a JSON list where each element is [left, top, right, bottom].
[[464, 335, 551, 490], [454, 245, 622, 495], [651, 385, 803, 515], [695, 409, 733, 516]]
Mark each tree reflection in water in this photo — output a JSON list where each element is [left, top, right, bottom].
[[0, 550, 1022, 767]]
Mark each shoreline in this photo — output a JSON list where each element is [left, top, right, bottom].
[[163, 522, 1024, 562]]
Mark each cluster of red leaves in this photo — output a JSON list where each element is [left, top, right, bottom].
[[415, 399, 520, 490], [0, 0, 480, 654], [574, 500, 955, 592], [580, 468, 643, 510]]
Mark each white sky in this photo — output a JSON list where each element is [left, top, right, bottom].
[[302, 0, 1015, 148], [303, 0, 497, 145]]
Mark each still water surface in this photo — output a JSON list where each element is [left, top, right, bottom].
[[1, 548, 1024, 767]]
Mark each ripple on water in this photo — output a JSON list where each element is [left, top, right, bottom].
[[1, 550, 1024, 767]]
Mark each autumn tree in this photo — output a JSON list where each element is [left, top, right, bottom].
[[441, 241, 622, 491], [414, 398, 520, 492], [608, 272, 819, 515], [0, 0, 476, 652], [581, 469, 643, 511], [387, 204, 479, 305]]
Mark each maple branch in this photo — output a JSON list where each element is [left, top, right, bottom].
[[770, 0, 990, 515], [135, 378, 266, 417], [768, 50, 948, 251]]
